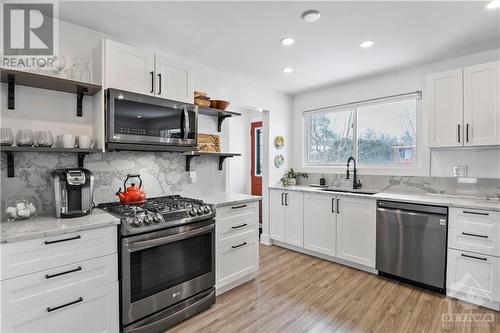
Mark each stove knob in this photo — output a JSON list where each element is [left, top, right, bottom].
[[133, 217, 144, 226], [153, 213, 162, 223], [189, 209, 197, 217], [203, 205, 211, 214], [143, 215, 153, 224], [196, 207, 204, 215]]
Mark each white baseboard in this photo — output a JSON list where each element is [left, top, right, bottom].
[[446, 289, 500, 312], [260, 234, 272, 246]]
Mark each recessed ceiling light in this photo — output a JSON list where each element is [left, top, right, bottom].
[[282, 67, 293, 74], [360, 40, 375, 48], [281, 37, 295, 46], [487, 0, 500, 9], [137, 115, 142, 118], [301, 9, 320, 23]]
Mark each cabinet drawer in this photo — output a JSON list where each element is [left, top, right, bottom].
[[1, 254, 117, 317], [217, 217, 258, 248], [449, 207, 500, 233], [216, 201, 259, 222], [1, 226, 117, 280], [447, 248, 500, 302], [1, 281, 119, 333], [448, 228, 500, 257], [216, 236, 258, 288]]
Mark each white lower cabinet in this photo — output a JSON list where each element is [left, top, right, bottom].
[[336, 196, 376, 268], [269, 189, 304, 247], [216, 200, 260, 293], [304, 193, 336, 256]]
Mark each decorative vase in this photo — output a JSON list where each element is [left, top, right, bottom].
[[70, 56, 91, 82]]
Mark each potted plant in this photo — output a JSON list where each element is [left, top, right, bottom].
[[280, 168, 308, 186]]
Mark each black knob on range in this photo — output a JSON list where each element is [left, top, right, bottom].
[[203, 205, 211, 214], [196, 207, 204, 215], [189, 209, 197, 217]]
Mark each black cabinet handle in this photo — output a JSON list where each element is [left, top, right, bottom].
[[231, 242, 247, 249], [281, 193, 284, 206], [157, 73, 162, 95], [457, 124, 461, 143], [150, 71, 154, 93], [47, 297, 83, 312], [231, 204, 247, 209], [466, 124, 469, 143], [232, 223, 248, 229], [285, 193, 289, 206], [463, 210, 489, 216], [44, 235, 81, 245], [45, 266, 82, 279], [331, 198, 335, 213], [462, 232, 488, 239], [336, 198, 340, 214], [461, 253, 487, 261]]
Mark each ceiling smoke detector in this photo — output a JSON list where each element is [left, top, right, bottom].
[[301, 9, 321, 23]]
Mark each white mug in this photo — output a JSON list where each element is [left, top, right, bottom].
[[78, 135, 94, 149], [59, 134, 76, 148]]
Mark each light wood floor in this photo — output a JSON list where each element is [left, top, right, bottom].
[[168, 245, 499, 333]]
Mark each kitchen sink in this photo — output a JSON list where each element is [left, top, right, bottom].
[[320, 188, 378, 195]]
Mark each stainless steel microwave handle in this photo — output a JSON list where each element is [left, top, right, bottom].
[[183, 105, 190, 141], [126, 224, 214, 251]]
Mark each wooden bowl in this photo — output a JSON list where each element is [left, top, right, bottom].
[[195, 98, 211, 108], [212, 100, 230, 111]]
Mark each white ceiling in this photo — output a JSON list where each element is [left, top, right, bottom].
[[59, 1, 500, 94]]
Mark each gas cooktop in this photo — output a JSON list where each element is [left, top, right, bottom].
[[98, 195, 215, 235]]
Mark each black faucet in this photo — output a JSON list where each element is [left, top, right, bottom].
[[346, 156, 362, 189]]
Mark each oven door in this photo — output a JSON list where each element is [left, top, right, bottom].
[[121, 220, 215, 325], [106, 88, 197, 148]]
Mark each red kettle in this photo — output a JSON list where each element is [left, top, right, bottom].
[[116, 174, 147, 205]]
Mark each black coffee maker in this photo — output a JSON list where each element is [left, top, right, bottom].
[[51, 168, 94, 218]]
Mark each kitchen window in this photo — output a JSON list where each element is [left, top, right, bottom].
[[304, 93, 420, 168]]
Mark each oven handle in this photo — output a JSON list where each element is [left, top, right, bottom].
[[126, 224, 214, 251]]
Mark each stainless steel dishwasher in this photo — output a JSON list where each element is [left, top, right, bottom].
[[376, 200, 448, 294]]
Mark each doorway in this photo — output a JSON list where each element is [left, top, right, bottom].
[[251, 121, 263, 227]]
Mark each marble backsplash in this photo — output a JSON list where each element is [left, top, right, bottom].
[[0, 151, 225, 214], [299, 173, 500, 199]]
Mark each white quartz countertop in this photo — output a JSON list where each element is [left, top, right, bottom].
[[269, 185, 500, 212], [196, 192, 262, 207], [1, 209, 121, 243]]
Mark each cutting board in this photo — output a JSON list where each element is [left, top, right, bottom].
[[197, 133, 220, 152]]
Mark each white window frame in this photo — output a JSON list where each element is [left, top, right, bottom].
[[301, 92, 429, 176]]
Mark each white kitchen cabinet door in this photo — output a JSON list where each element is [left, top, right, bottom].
[[269, 190, 286, 242], [284, 191, 304, 247], [304, 193, 336, 257], [155, 54, 194, 103], [217, 236, 259, 289], [1, 282, 119, 333], [105, 40, 155, 95], [447, 248, 500, 302], [336, 196, 376, 268], [427, 69, 464, 147], [464, 61, 500, 146]]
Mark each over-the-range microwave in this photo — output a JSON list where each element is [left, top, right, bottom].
[[105, 88, 198, 152]]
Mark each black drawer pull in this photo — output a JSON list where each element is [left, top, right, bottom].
[[47, 297, 83, 312], [44, 235, 81, 245], [463, 210, 489, 216], [231, 204, 247, 209], [232, 223, 248, 229], [45, 266, 82, 279], [461, 253, 487, 261], [231, 242, 247, 249], [462, 232, 488, 239]]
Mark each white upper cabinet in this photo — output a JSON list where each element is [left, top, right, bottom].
[[303, 193, 336, 257], [104, 40, 194, 102], [336, 196, 376, 268], [427, 68, 464, 147], [155, 54, 194, 103], [427, 60, 500, 148], [105, 40, 155, 95], [463, 61, 500, 146]]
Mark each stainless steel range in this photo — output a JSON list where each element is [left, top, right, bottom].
[[99, 195, 216, 333]]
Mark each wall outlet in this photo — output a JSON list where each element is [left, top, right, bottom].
[[189, 171, 197, 184], [453, 166, 468, 177]]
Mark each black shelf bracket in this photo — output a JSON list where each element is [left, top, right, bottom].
[[7, 74, 15, 110], [218, 156, 229, 170], [5, 152, 14, 177], [185, 155, 199, 172], [217, 115, 231, 132], [76, 86, 88, 117], [77, 152, 88, 168]]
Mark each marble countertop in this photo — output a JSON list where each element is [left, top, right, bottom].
[[1, 209, 121, 243], [269, 185, 500, 212], [196, 192, 262, 207]]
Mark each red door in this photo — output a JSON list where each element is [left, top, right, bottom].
[[251, 121, 263, 196]]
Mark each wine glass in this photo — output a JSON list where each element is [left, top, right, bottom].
[[15, 129, 34, 147], [0, 128, 14, 146]]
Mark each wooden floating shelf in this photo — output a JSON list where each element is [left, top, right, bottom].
[[197, 106, 241, 132], [183, 151, 241, 171], [1, 146, 101, 178], [0, 68, 101, 116]]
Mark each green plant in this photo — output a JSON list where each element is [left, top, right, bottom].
[[280, 168, 308, 186]]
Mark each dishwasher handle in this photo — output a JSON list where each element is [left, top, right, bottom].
[[377, 200, 447, 216]]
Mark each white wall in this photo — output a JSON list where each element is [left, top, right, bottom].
[[292, 48, 500, 178]]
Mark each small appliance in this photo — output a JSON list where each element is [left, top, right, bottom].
[[51, 168, 94, 218]]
